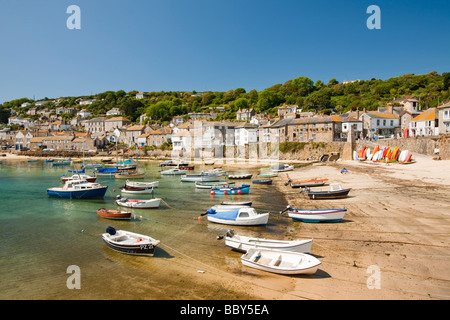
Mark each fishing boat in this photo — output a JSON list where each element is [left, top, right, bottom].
[[97, 208, 132, 220], [271, 164, 294, 172], [47, 179, 108, 199], [281, 205, 347, 223], [222, 230, 313, 253], [252, 179, 272, 185], [115, 196, 161, 209], [240, 248, 321, 275], [194, 181, 235, 189], [115, 171, 145, 179], [102, 226, 160, 256], [228, 174, 253, 179], [120, 185, 153, 194], [221, 201, 252, 206], [305, 183, 351, 200], [289, 178, 328, 188], [125, 180, 159, 188], [203, 207, 269, 226], [180, 172, 222, 182], [210, 184, 250, 195]]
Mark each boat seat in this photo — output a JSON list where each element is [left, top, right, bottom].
[[269, 254, 282, 267], [249, 250, 261, 262]]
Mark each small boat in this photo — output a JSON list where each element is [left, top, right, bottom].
[[120, 185, 153, 194], [271, 164, 294, 172], [221, 201, 252, 206], [47, 179, 108, 199], [160, 167, 187, 175], [102, 226, 160, 256], [210, 184, 250, 195], [125, 180, 159, 188], [228, 174, 253, 179], [101, 157, 113, 163], [289, 178, 328, 188], [61, 174, 97, 183], [202, 207, 269, 226], [115, 171, 145, 179], [305, 183, 351, 200], [204, 161, 215, 165], [27, 159, 39, 162], [97, 208, 132, 220], [44, 158, 54, 163], [252, 179, 272, 185], [281, 205, 347, 223], [240, 248, 321, 275], [115, 196, 161, 209], [195, 181, 235, 189], [258, 172, 278, 178], [94, 167, 119, 176], [222, 230, 313, 253], [181, 173, 221, 182]]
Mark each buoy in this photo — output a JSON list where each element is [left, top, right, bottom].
[[113, 189, 116, 192], [224, 190, 227, 195], [238, 190, 242, 194], [198, 216, 202, 221], [210, 190, 215, 195]]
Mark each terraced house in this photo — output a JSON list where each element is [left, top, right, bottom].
[[286, 116, 343, 142]]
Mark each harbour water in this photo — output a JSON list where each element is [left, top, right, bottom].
[[0, 160, 289, 299]]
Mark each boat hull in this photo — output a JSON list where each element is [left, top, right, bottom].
[[116, 198, 161, 209], [252, 179, 272, 185], [210, 185, 250, 195], [97, 208, 132, 220], [288, 208, 346, 223], [181, 175, 221, 182], [307, 188, 351, 199], [102, 231, 159, 256], [47, 186, 108, 199], [290, 179, 328, 188], [225, 235, 313, 253], [208, 213, 269, 226]]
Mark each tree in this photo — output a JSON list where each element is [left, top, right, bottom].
[[121, 99, 144, 122], [234, 98, 249, 110]]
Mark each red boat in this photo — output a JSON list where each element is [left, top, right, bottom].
[[97, 208, 132, 220]]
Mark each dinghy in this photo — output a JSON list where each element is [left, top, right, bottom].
[[289, 178, 328, 188], [195, 181, 235, 189], [125, 180, 159, 188], [223, 230, 312, 253], [102, 226, 160, 256], [252, 179, 272, 185], [305, 183, 351, 199], [281, 205, 347, 223], [240, 248, 321, 275], [115, 196, 161, 209], [203, 207, 269, 226], [97, 208, 132, 220], [120, 185, 153, 194], [210, 184, 250, 195]]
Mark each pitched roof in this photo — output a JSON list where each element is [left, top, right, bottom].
[[437, 101, 450, 109], [364, 111, 398, 119], [411, 108, 437, 122]]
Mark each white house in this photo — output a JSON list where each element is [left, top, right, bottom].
[[15, 131, 34, 149], [340, 116, 363, 140], [409, 108, 438, 137], [106, 108, 122, 116], [360, 111, 400, 139], [437, 101, 450, 134], [234, 123, 258, 146], [77, 109, 92, 118]]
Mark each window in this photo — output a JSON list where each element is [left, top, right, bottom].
[[390, 120, 394, 126], [444, 110, 450, 119], [377, 120, 380, 126], [383, 120, 386, 126]]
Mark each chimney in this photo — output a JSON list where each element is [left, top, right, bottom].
[[356, 107, 359, 119]]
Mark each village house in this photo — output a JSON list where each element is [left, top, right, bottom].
[[104, 117, 131, 132], [360, 111, 399, 139], [71, 136, 96, 152], [123, 125, 145, 146], [277, 104, 298, 119], [437, 101, 450, 134], [78, 99, 98, 106], [409, 108, 439, 137], [106, 108, 122, 116], [14, 131, 34, 150], [29, 135, 75, 151], [136, 92, 147, 99], [49, 120, 71, 132], [234, 123, 258, 146], [147, 127, 172, 147], [136, 133, 150, 147], [286, 116, 343, 143], [55, 107, 77, 115], [340, 116, 363, 140], [77, 109, 92, 118], [236, 108, 255, 121], [172, 130, 190, 152], [84, 117, 106, 134]]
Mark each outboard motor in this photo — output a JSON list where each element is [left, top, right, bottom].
[[106, 226, 116, 235]]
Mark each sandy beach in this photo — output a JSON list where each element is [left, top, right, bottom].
[[2, 152, 449, 300]]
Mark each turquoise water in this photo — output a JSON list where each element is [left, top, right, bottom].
[[0, 160, 289, 299]]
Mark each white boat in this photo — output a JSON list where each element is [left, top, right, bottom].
[[181, 173, 221, 182], [203, 207, 269, 226], [228, 174, 253, 179], [61, 173, 97, 183], [223, 230, 313, 253], [120, 186, 153, 194], [115, 196, 161, 209], [271, 164, 294, 172], [125, 180, 159, 188], [282, 206, 347, 223], [102, 227, 160, 256], [194, 181, 235, 189], [160, 167, 187, 175], [241, 248, 321, 275]]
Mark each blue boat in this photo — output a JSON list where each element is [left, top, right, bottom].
[[252, 179, 272, 185], [94, 167, 119, 176], [202, 207, 269, 226], [47, 180, 108, 199], [210, 184, 250, 195]]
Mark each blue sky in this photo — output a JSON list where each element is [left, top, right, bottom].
[[0, 0, 449, 103]]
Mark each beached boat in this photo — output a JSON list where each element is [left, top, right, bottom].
[[240, 248, 321, 275], [120, 185, 153, 194], [305, 183, 351, 200], [47, 179, 108, 199], [195, 181, 235, 189], [180, 173, 221, 182], [115, 171, 145, 179], [102, 226, 160, 256], [289, 178, 328, 188], [125, 180, 159, 188], [97, 208, 132, 220], [203, 207, 269, 226], [252, 179, 272, 185], [221, 201, 252, 206], [228, 174, 253, 179], [115, 196, 161, 209], [222, 230, 313, 253], [258, 172, 278, 178], [210, 184, 250, 195], [271, 164, 294, 172], [281, 205, 347, 223]]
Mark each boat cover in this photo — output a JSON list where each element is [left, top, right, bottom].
[[207, 208, 239, 221]]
